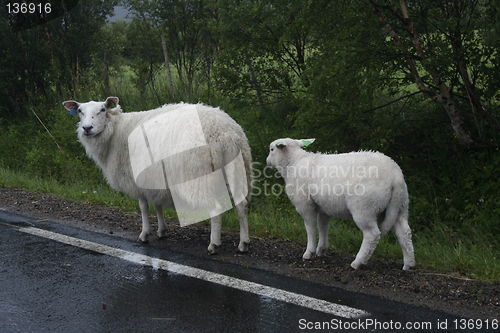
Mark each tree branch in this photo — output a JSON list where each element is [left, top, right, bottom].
[[370, 0, 476, 146], [362, 91, 422, 114]]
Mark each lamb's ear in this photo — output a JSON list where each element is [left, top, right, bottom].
[[275, 141, 287, 149], [299, 138, 315, 148], [105, 96, 119, 109], [62, 100, 79, 115]]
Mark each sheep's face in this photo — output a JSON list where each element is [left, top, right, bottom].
[[63, 97, 119, 138], [266, 138, 315, 169]]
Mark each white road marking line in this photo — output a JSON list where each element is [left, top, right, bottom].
[[19, 226, 369, 319]]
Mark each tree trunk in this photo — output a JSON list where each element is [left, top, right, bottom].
[[103, 51, 110, 96], [246, 53, 266, 112], [161, 34, 175, 97], [371, 0, 476, 146], [434, 83, 475, 146]]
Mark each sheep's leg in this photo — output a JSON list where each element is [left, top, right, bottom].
[[316, 212, 330, 257], [351, 214, 381, 269], [299, 209, 319, 260], [393, 214, 415, 270], [138, 198, 151, 243], [208, 214, 222, 254], [235, 199, 250, 253], [154, 204, 167, 239]]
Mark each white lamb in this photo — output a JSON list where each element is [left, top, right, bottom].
[[266, 138, 415, 270], [62, 97, 252, 254]]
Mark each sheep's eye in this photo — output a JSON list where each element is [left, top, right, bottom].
[[99, 108, 106, 113], [270, 148, 274, 152], [78, 108, 82, 114]]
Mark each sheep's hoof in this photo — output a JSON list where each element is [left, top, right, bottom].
[[138, 232, 150, 243], [350, 261, 364, 270], [138, 237, 149, 244], [402, 264, 415, 271], [315, 247, 327, 257], [207, 244, 219, 255], [302, 251, 314, 260], [237, 241, 250, 254], [157, 230, 167, 239]]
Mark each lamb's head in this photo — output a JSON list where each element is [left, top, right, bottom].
[[266, 138, 315, 169], [62, 97, 120, 137]]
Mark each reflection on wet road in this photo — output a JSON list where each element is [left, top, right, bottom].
[[0, 211, 466, 332]]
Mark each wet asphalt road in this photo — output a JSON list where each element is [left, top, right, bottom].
[[0, 210, 483, 332]]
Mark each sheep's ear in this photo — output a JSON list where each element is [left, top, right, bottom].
[[300, 139, 315, 148], [62, 100, 79, 115], [275, 141, 287, 149], [105, 96, 119, 109]]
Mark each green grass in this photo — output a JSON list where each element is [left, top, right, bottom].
[[0, 167, 137, 211], [1, 166, 499, 281]]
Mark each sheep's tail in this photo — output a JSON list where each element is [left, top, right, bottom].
[[379, 179, 408, 236], [239, 140, 253, 202]]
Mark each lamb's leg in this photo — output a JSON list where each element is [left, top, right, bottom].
[[351, 214, 381, 269], [138, 198, 151, 243], [208, 214, 222, 254], [316, 212, 330, 257], [393, 214, 415, 270], [154, 204, 167, 239], [299, 209, 319, 260], [235, 199, 250, 253]]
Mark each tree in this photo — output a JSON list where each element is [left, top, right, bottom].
[[125, 0, 216, 96], [215, 0, 314, 109], [369, 0, 498, 147], [51, 0, 117, 97], [123, 17, 163, 102], [0, 12, 50, 118], [97, 20, 128, 96]]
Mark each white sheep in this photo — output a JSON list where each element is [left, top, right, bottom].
[[62, 97, 252, 254], [266, 138, 415, 270]]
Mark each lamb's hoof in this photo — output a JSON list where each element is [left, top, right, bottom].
[[207, 244, 219, 255], [237, 241, 250, 253], [138, 238, 149, 244], [350, 261, 364, 270], [343, 265, 357, 273]]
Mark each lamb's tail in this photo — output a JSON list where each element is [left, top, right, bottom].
[[379, 179, 408, 236], [380, 178, 416, 270]]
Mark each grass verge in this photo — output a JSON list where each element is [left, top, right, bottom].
[[1, 167, 498, 281]]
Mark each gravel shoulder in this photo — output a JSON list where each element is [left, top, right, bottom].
[[1, 187, 498, 320]]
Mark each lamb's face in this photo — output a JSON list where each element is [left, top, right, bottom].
[[266, 138, 291, 168], [266, 138, 315, 168]]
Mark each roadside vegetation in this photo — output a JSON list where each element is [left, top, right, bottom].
[[0, 0, 499, 281]]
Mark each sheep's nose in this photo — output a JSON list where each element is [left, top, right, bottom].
[[83, 125, 93, 134]]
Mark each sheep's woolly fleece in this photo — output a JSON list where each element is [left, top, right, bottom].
[[266, 138, 415, 270], [63, 98, 252, 253]]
